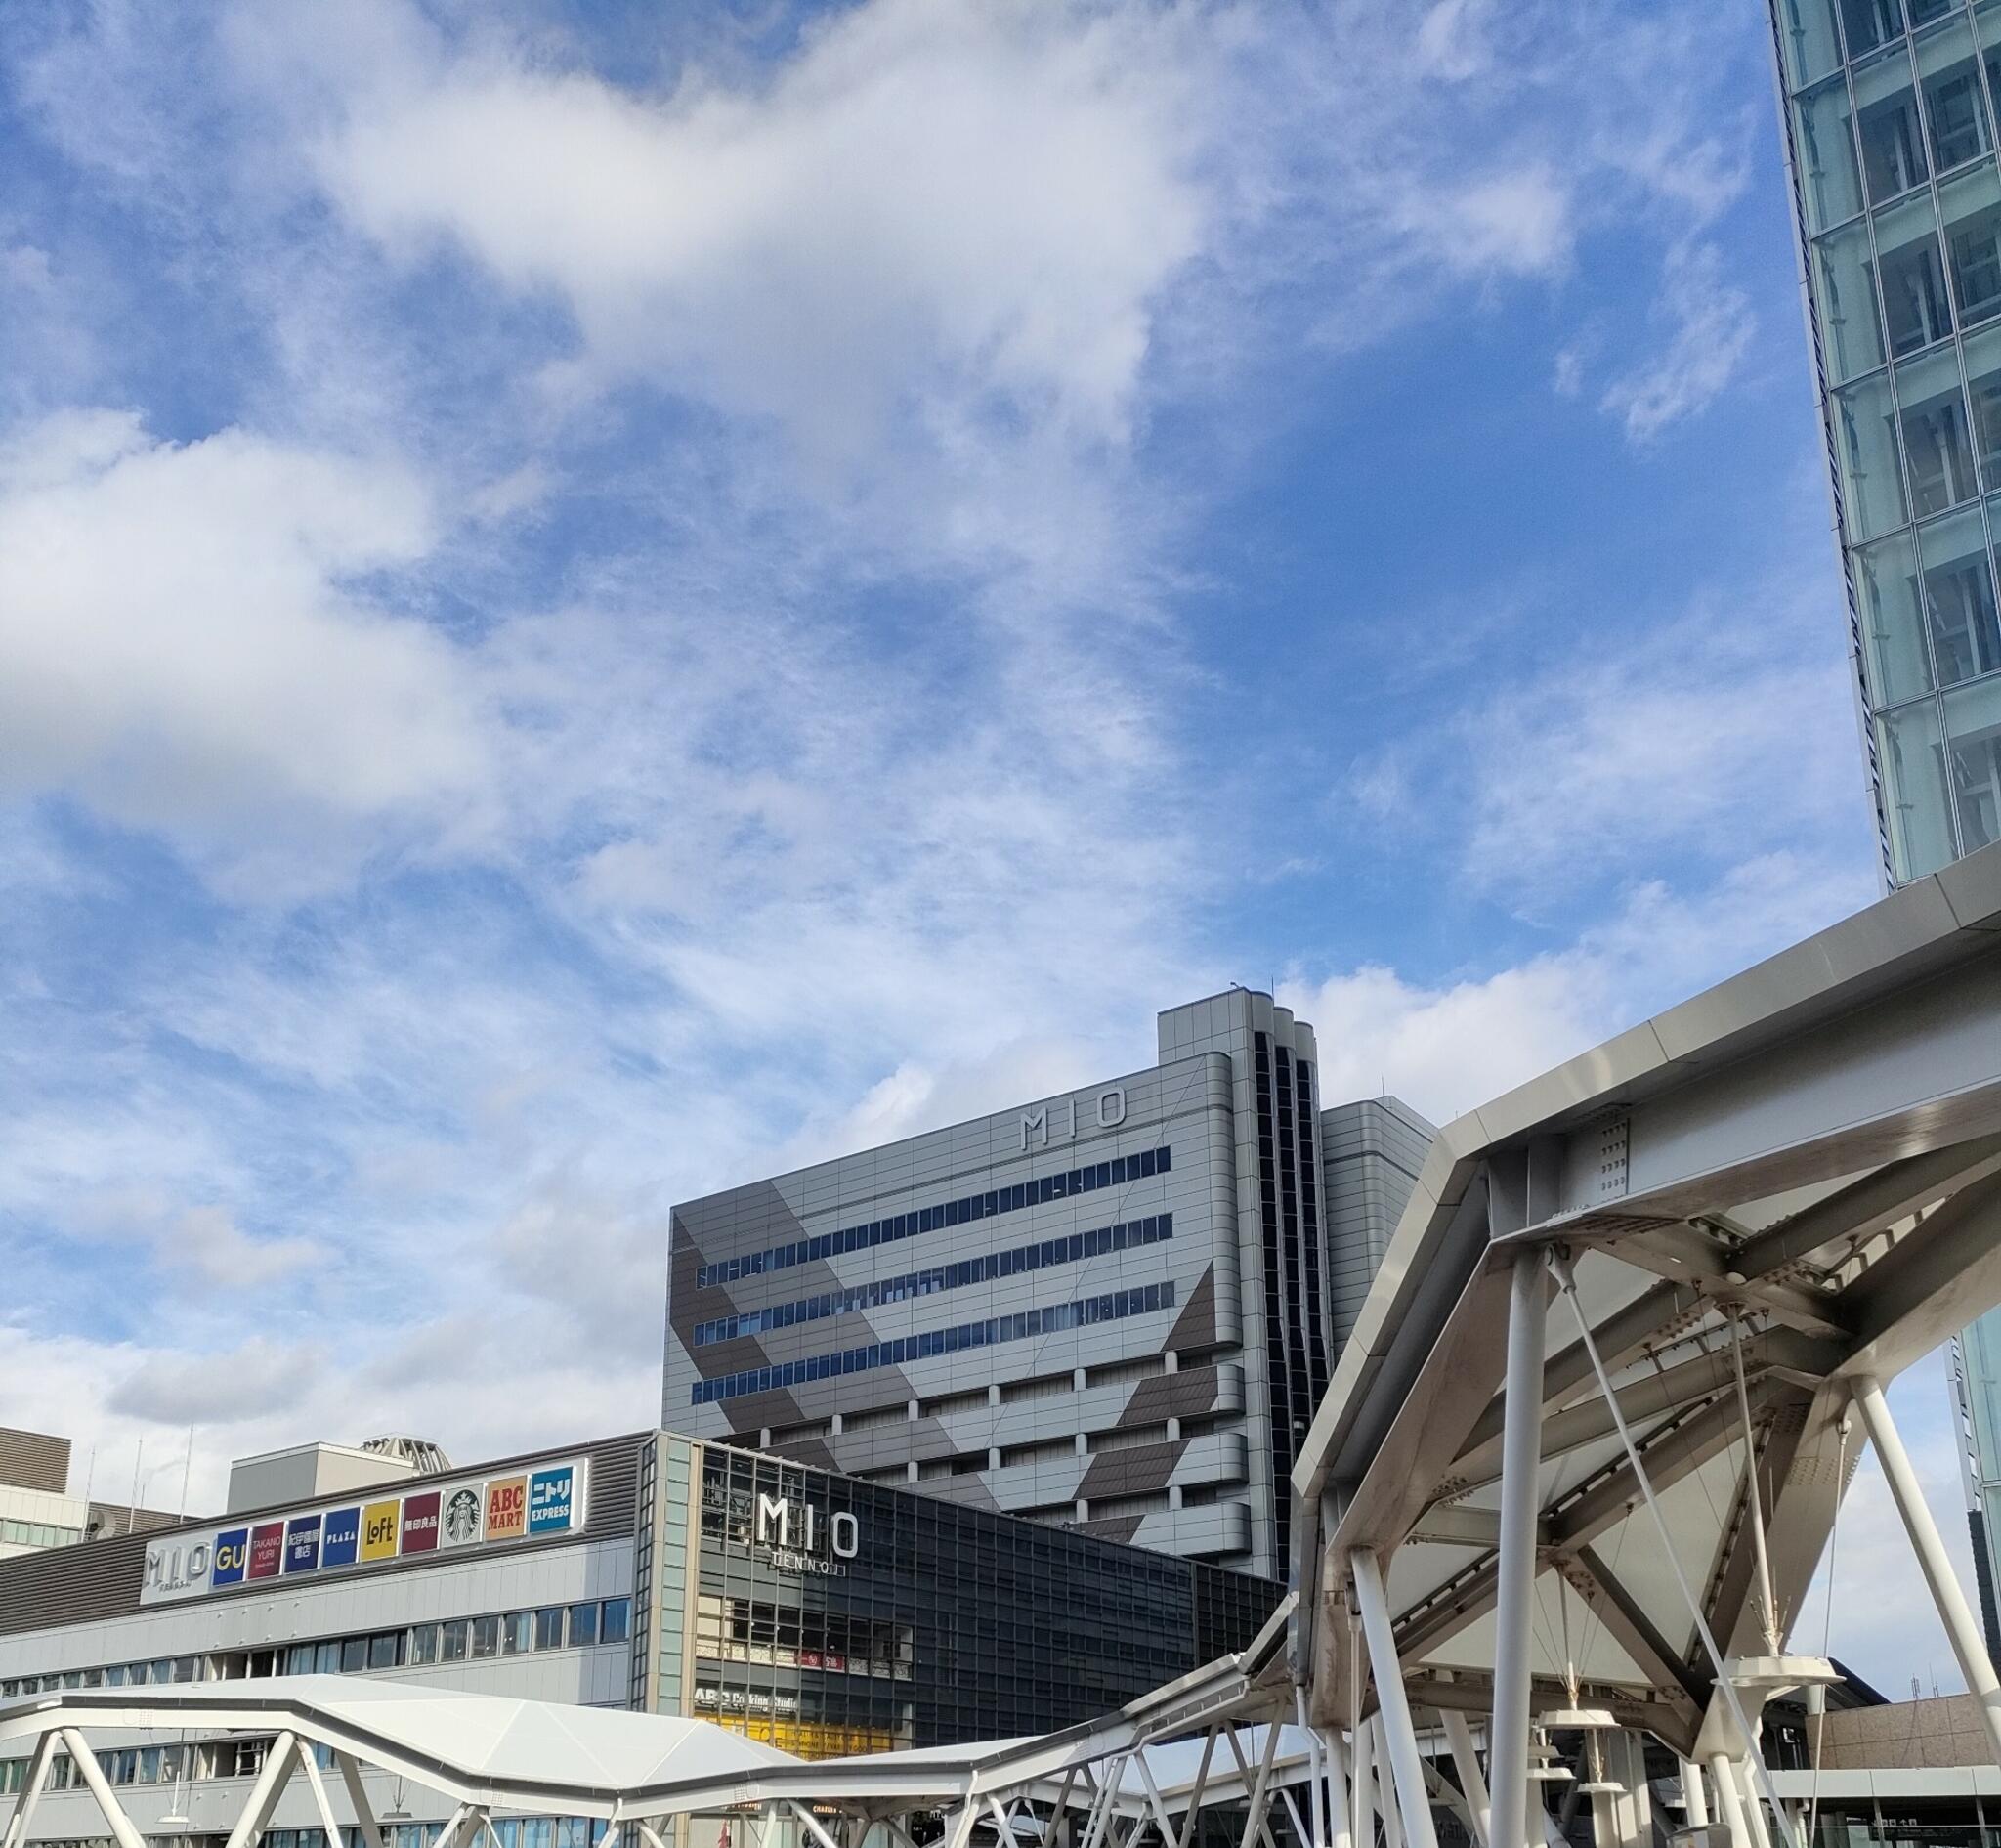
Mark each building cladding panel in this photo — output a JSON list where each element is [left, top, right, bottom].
[[666, 988, 1426, 1584], [0, 1431, 69, 1497], [1320, 1096, 1437, 1355]]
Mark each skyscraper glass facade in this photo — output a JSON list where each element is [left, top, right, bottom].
[[1770, 0, 2001, 881]]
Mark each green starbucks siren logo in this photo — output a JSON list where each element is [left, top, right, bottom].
[[443, 1486, 484, 1545]]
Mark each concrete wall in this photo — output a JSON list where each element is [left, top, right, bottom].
[[1816, 1693, 1998, 1768]]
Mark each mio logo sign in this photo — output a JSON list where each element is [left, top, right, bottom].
[[754, 1493, 861, 1576], [1020, 1085, 1127, 1150]]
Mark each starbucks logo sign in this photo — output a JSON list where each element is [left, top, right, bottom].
[[443, 1486, 484, 1546]]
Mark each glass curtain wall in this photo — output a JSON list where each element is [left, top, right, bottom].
[[1772, 0, 2001, 879]]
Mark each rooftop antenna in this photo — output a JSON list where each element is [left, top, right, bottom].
[[127, 1438, 144, 1529], [179, 1427, 194, 1518]]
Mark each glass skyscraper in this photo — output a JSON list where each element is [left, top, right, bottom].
[[1767, 0, 2001, 1655], [1768, 0, 2001, 882]]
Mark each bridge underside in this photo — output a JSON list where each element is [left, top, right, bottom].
[[1293, 842, 2001, 1829]]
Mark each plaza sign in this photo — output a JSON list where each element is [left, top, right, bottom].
[[140, 1459, 589, 1606]]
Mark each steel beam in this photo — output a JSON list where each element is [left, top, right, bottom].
[[1, 1734, 58, 1848], [1350, 1550, 1439, 1848], [1853, 1376, 2001, 1764], [1732, 1135, 2001, 1281], [1491, 1250, 1548, 1848], [1439, 1711, 1490, 1848], [225, 1731, 302, 1848], [337, 1752, 388, 1848], [58, 1730, 148, 1848]]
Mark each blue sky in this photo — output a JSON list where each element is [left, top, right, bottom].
[[0, 0, 1973, 1691]]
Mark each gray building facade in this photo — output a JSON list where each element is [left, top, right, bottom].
[[664, 989, 1431, 1585]]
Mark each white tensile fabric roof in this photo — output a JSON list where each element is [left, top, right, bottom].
[[0, 1676, 800, 1811]]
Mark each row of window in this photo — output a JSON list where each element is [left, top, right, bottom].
[[1850, 498, 2001, 706], [1778, 0, 1980, 95], [690, 1282, 1177, 1404], [1811, 166, 2001, 393], [1875, 676, 2001, 877], [1791, 17, 2001, 236], [693, 1213, 1174, 1346], [0, 1600, 631, 1699], [0, 1518, 84, 1549], [694, 1146, 1171, 1287]]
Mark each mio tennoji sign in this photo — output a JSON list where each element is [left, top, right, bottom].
[[140, 1459, 588, 1605]]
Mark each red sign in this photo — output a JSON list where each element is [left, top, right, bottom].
[[247, 1524, 284, 1580], [402, 1491, 441, 1554]]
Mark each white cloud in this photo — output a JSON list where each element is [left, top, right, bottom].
[[1600, 239, 1756, 440], [1283, 851, 1869, 1126], [312, 0, 1207, 462], [0, 410, 490, 885], [1344, 576, 1865, 907], [108, 1336, 321, 1427], [164, 1207, 320, 1289], [1406, 166, 1574, 279]]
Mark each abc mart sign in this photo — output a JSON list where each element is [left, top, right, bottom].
[[141, 1459, 589, 1606]]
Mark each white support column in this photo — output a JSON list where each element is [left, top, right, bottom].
[[296, 1741, 351, 1848], [1708, 1758, 1752, 1848], [1679, 1761, 1710, 1831], [1348, 1552, 1440, 1848], [1491, 1250, 1549, 1848], [1132, 1752, 1180, 1848], [1175, 1729, 1221, 1848], [1738, 1767, 1773, 1848], [58, 1731, 147, 1848], [1853, 1377, 2001, 1766], [2, 1733, 59, 1848], [1439, 1712, 1491, 1848], [1294, 1698, 1326, 1848], [1081, 1761, 1123, 1848], [1588, 1786, 1617, 1848], [334, 1753, 388, 1848], [225, 1732, 302, 1848], [1373, 1726, 1404, 1848], [1281, 1788, 1315, 1848], [1350, 1717, 1376, 1848], [1322, 1730, 1355, 1848], [790, 1802, 845, 1848], [1237, 1723, 1285, 1848]]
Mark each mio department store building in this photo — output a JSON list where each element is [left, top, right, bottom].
[[0, 1430, 1279, 1845]]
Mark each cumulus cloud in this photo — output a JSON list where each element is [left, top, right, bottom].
[[109, 1336, 322, 1427], [164, 1207, 320, 1289], [0, 409, 489, 883], [1283, 852, 1869, 1125], [312, 0, 1207, 461]]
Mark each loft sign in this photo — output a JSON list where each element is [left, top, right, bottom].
[[1021, 1085, 1127, 1151], [755, 1492, 860, 1577]]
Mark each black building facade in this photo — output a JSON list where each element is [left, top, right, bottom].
[[634, 1436, 1283, 1758]]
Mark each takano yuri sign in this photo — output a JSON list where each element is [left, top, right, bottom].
[[140, 1459, 589, 1605]]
